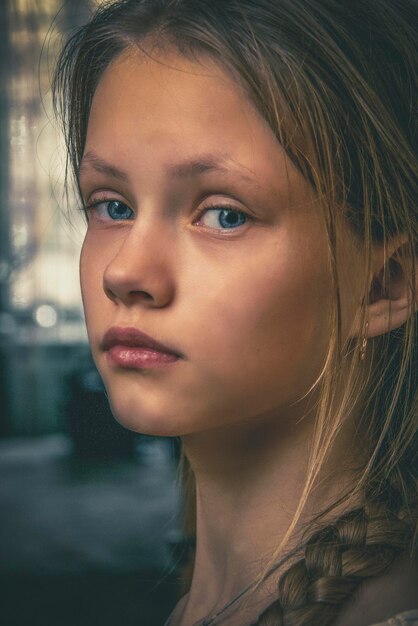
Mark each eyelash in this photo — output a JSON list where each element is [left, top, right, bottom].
[[83, 197, 252, 231]]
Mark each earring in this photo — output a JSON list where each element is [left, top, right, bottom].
[[360, 320, 369, 362]]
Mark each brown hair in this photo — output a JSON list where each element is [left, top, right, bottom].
[[53, 1, 418, 623]]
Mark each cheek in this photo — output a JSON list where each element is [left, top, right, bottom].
[[185, 243, 332, 406]]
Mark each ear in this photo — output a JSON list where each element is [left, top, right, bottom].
[[350, 238, 417, 339]]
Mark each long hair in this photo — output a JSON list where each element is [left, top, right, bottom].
[[53, 1, 418, 624]]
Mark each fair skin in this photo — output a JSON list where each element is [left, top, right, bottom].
[[77, 47, 412, 625]]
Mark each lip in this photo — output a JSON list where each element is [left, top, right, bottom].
[[102, 326, 181, 354]]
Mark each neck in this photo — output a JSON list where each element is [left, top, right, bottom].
[[174, 403, 364, 625]]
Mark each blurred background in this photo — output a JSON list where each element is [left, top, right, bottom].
[[0, 1, 186, 624]]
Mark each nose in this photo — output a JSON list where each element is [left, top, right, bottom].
[[103, 223, 176, 308]]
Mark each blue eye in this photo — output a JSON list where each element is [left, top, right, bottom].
[[199, 207, 248, 230], [88, 199, 134, 221]]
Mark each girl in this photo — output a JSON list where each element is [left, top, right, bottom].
[[53, 1, 418, 624]]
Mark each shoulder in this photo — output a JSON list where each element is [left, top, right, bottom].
[[368, 610, 418, 626], [335, 555, 418, 626]]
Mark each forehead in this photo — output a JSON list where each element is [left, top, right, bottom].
[[84, 46, 291, 184], [90, 45, 252, 129]]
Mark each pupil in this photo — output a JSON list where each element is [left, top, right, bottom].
[[226, 212, 238, 224]]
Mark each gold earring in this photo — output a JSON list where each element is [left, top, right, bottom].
[[360, 320, 369, 362]]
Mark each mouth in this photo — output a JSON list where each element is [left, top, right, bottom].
[[101, 326, 183, 369]]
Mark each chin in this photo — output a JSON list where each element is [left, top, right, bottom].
[[104, 387, 193, 437]]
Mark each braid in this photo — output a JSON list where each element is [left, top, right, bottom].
[[254, 487, 416, 626]]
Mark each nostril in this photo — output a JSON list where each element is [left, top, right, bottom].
[[104, 284, 118, 302], [130, 290, 153, 301], [104, 283, 154, 304]]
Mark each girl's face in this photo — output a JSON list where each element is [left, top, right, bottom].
[[79, 48, 361, 436]]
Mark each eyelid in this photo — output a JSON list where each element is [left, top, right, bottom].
[[85, 191, 130, 208], [84, 195, 134, 215]]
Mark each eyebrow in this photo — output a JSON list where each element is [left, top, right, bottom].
[[79, 152, 130, 182], [79, 150, 260, 189]]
